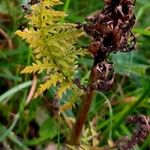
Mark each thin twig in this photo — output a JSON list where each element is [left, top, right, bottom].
[[0, 28, 13, 49], [26, 74, 37, 105]]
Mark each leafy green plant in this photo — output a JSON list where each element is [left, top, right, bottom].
[[0, 0, 150, 149], [16, 0, 84, 98]]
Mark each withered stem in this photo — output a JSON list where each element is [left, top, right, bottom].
[[70, 89, 95, 145]]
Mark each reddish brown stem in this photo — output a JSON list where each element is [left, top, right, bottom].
[[70, 89, 95, 145]]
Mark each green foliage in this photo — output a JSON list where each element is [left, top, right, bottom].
[[16, 0, 84, 98], [39, 117, 57, 139], [0, 0, 150, 149]]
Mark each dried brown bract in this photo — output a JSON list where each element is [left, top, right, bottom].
[[90, 60, 114, 91], [84, 0, 136, 54], [82, 0, 136, 91], [116, 115, 150, 150]]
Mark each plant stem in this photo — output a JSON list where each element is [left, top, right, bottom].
[[70, 89, 95, 145]]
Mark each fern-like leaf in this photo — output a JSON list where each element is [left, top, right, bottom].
[[16, 0, 84, 98], [56, 82, 72, 99], [34, 72, 64, 97], [21, 61, 55, 74]]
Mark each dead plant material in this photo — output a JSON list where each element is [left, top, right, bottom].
[[71, 0, 136, 145], [82, 0, 136, 91], [26, 74, 37, 105], [116, 115, 150, 150]]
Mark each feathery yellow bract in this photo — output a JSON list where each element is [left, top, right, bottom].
[[16, 0, 84, 98]]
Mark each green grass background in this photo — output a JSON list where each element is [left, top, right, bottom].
[[0, 0, 150, 149]]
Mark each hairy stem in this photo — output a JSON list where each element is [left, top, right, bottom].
[[70, 88, 95, 145]]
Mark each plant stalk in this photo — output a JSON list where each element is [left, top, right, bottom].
[[70, 88, 94, 145]]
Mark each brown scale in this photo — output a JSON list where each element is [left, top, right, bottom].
[[76, 0, 136, 92], [90, 60, 114, 91], [84, 22, 123, 54], [116, 115, 150, 150]]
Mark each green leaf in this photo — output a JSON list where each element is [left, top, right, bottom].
[[133, 28, 150, 36], [15, 0, 85, 98], [39, 118, 58, 139]]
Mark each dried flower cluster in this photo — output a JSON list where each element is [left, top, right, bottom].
[[82, 0, 136, 91], [116, 115, 150, 150]]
